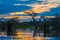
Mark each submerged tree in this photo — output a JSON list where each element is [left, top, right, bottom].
[[24, 10, 40, 37], [0, 17, 7, 32], [52, 13, 60, 37], [6, 16, 20, 35]]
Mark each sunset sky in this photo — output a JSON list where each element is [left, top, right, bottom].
[[0, 0, 60, 16]]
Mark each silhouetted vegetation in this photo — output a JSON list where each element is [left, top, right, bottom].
[[52, 13, 60, 37], [0, 13, 60, 37]]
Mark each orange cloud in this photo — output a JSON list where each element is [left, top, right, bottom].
[[10, 3, 59, 15], [1, 3, 59, 19], [23, 3, 59, 14], [0, 16, 55, 19]]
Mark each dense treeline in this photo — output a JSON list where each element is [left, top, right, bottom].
[[0, 13, 60, 37]]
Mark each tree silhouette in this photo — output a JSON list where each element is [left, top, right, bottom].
[[24, 10, 40, 37], [0, 17, 7, 32], [52, 13, 60, 37], [7, 16, 20, 35]]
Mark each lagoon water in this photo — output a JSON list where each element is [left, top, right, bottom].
[[0, 36, 57, 40], [0, 32, 57, 40]]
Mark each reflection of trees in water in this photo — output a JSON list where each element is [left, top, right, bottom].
[[6, 17, 20, 35], [0, 13, 60, 37]]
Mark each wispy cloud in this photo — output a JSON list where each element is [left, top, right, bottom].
[[12, 2, 60, 15], [0, 0, 60, 15], [47, 0, 60, 3], [14, 3, 23, 6], [18, 0, 29, 1]]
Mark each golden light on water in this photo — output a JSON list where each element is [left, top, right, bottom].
[[15, 31, 44, 40]]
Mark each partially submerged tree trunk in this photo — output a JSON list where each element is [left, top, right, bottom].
[[7, 23, 13, 35], [7, 18, 19, 36], [24, 11, 40, 37], [31, 16, 40, 37]]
